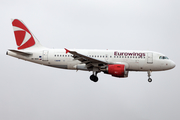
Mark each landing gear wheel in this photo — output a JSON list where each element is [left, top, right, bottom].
[[94, 76, 98, 82], [90, 75, 95, 80], [147, 71, 152, 82], [90, 75, 98, 82], [148, 78, 152, 82]]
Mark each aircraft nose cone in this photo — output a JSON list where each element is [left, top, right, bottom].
[[171, 61, 176, 69]]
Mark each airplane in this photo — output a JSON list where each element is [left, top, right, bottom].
[[6, 19, 176, 82]]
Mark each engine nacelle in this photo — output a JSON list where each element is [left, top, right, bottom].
[[102, 64, 128, 78]]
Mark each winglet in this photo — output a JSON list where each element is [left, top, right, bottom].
[[64, 48, 70, 54]]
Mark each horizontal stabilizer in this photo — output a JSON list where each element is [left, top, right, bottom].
[[8, 49, 32, 56]]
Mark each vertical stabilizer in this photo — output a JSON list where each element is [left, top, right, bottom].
[[12, 19, 44, 50]]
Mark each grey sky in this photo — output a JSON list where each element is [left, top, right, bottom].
[[0, 0, 179, 120]]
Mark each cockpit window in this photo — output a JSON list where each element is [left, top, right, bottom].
[[159, 56, 169, 59]]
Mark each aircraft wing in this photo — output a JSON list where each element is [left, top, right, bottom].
[[65, 48, 108, 68]]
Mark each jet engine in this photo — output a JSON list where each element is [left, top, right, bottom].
[[101, 64, 129, 78]]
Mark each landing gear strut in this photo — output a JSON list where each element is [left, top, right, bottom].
[[147, 71, 152, 82], [90, 71, 99, 82]]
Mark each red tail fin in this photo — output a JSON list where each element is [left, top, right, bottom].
[[12, 19, 44, 50], [12, 19, 36, 50]]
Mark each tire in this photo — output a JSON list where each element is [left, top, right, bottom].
[[90, 75, 98, 82], [90, 75, 95, 80], [148, 78, 152, 82], [94, 76, 98, 82]]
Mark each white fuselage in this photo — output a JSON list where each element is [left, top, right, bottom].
[[7, 48, 175, 72]]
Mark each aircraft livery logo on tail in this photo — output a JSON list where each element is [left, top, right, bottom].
[[12, 19, 35, 50]]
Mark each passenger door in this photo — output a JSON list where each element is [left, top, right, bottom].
[[147, 52, 153, 64]]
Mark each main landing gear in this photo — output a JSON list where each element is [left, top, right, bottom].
[[90, 72, 98, 82], [147, 71, 152, 82]]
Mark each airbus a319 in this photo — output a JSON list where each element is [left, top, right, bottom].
[[6, 19, 176, 82]]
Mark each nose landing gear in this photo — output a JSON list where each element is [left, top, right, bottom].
[[147, 71, 152, 82]]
